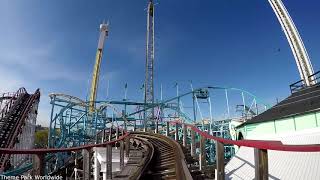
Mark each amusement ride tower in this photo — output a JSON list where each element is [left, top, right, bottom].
[[269, 0, 316, 86], [144, 0, 156, 132]]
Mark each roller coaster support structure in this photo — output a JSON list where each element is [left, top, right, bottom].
[[0, 88, 40, 173]]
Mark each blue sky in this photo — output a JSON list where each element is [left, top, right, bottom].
[[0, 0, 319, 126]]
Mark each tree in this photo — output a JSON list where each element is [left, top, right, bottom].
[[34, 129, 48, 148]]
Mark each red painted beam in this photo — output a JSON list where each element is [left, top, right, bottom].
[[0, 132, 130, 155]]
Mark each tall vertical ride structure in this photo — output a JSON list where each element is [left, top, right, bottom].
[[89, 23, 109, 112], [144, 0, 155, 131], [269, 0, 315, 86]]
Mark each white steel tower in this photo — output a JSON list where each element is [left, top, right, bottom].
[[144, 0, 155, 131], [269, 0, 315, 86]]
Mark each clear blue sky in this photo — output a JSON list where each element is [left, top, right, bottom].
[[0, 0, 319, 125]]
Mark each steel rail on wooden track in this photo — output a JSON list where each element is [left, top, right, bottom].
[[130, 132, 193, 180], [125, 136, 155, 180]]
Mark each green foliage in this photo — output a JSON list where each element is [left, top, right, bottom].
[[34, 129, 48, 148]]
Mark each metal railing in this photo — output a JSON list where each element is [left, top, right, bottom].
[[290, 70, 320, 93], [0, 132, 130, 177], [169, 121, 320, 180], [2, 120, 320, 179], [309, 70, 320, 85]]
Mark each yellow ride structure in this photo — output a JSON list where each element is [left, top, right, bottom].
[[89, 23, 109, 112]]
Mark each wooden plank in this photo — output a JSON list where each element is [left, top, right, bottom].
[[254, 148, 268, 180], [125, 137, 130, 157], [82, 149, 91, 180], [166, 121, 170, 137], [175, 123, 179, 141], [191, 130, 196, 157], [216, 141, 225, 180], [32, 154, 45, 175], [106, 144, 112, 179], [155, 121, 159, 133], [120, 140, 124, 170], [199, 135, 206, 170]]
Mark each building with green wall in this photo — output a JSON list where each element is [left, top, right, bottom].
[[235, 82, 320, 140]]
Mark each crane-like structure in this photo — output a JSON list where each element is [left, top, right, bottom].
[[144, 0, 155, 131], [269, 0, 315, 86], [89, 23, 109, 112]]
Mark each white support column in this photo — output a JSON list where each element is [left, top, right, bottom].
[[82, 149, 91, 180], [106, 144, 112, 179], [115, 128, 119, 149], [93, 148, 101, 180], [155, 120, 159, 134], [182, 123, 187, 147], [108, 127, 112, 142]]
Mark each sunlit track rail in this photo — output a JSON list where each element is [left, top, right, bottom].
[[112, 136, 154, 180], [131, 132, 192, 180]]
